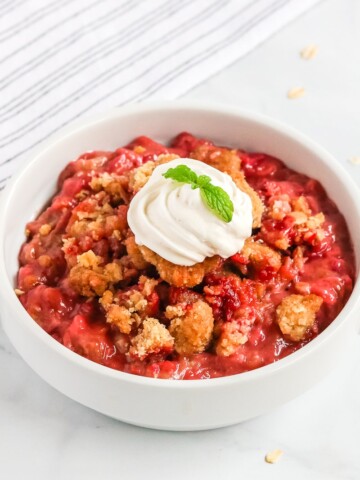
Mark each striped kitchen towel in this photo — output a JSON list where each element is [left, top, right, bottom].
[[0, 0, 320, 189]]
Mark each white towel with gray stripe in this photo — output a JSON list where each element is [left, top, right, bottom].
[[0, 0, 320, 188]]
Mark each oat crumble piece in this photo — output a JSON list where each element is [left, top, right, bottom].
[[77, 250, 100, 268], [129, 317, 174, 360], [129, 154, 180, 192], [167, 300, 214, 355], [14, 288, 25, 296], [165, 304, 185, 320], [292, 195, 312, 216], [139, 275, 159, 297], [215, 321, 248, 357], [104, 303, 135, 335], [38, 255, 52, 268], [100, 276, 159, 334], [265, 449, 284, 464], [66, 195, 125, 244], [276, 293, 323, 341], [90, 172, 130, 203], [140, 244, 221, 287], [239, 238, 282, 274], [39, 223, 52, 236], [69, 250, 123, 297], [124, 234, 150, 270], [266, 195, 326, 250], [75, 189, 90, 201]]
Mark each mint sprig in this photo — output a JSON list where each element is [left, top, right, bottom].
[[163, 164, 234, 223]]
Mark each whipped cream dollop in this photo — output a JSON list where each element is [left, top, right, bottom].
[[127, 158, 253, 266]]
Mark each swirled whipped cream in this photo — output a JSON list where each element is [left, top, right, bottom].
[[127, 158, 253, 266]]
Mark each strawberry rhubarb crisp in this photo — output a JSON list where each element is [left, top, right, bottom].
[[17, 133, 355, 379]]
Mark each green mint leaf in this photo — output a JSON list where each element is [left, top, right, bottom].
[[197, 175, 211, 188], [162, 164, 234, 223], [163, 164, 198, 186], [200, 184, 234, 223]]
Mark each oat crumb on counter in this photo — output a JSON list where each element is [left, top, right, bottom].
[[300, 44, 318, 60], [349, 156, 360, 165], [287, 87, 305, 99], [265, 449, 284, 464]]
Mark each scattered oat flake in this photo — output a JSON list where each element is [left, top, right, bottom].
[[14, 289, 25, 296], [349, 156, 360, 165], [287, 87, 305, 99], [265, 449, 284, 464], [300, 44, 318, 60]]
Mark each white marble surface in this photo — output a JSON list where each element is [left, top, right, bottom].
[[1, 0, 360, 478]]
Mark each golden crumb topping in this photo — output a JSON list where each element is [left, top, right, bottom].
[[276, 293, 323, 341], [129, 154, 180, 192], [39, 223, 52, 236], [168, 300, 214, 355], [100, 276, 159, 335], [215, 321, 248, 357], [69, 250, 123, 297], [139, 244, 221, 288], [129, 317, 174, 360], [90, 172, 130, 204], [267, 194, 326, 250]]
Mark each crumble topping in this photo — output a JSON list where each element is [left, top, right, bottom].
[[69, 250, 123, 297], [128, 147, 263, 287], [276, 293, 323, 341], [39, 223, 52, 236], [263, 194, 327, 251], [16, 133, 354, 379], [215, 321, 248, 357], [139, 244, 221, 288], [100, 276, 159, 337], [124, 234, 150, 270], [90, 172, 129, 204], [129, 317, 174, 360], [67, 195, 123, 243], [100, 289, 145, 335], [167, 300, 214, 355], [129, 153, 179, 192], [233, 238, 282, 277]]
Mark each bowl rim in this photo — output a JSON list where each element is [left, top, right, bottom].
[[1, 100, 360, 389]]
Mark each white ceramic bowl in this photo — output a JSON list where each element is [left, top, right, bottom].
[[0, 102, 359, 431]]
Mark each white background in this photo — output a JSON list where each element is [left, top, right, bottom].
[[1, 1, 359, 479]]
